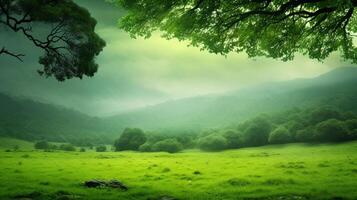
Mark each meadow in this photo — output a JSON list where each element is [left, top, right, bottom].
[[0, 138, 357, 200]]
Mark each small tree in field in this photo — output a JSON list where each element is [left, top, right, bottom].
[[34, 141, 49, 150], [198, 134, 228, 151], [96, 145, 107, 152], [114, 128, 147, 151], [152, 139, 183, 153]]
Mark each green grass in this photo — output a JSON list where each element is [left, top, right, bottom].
[[0, 140, 357, 200]]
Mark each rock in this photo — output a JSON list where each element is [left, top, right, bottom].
[[84, 179, 128, 191], [107, 180, 128, 191], [84, 180, 106, 188]]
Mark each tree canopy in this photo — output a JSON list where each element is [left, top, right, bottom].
[[116, 0, 357, 63], [0, 0, 105, 81]]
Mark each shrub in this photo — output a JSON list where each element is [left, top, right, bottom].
[[114, 128, 146, 151], [269, 126, 292, 144], [198, 134, 227, 151], [295, 126, 315, 142], [34, 141, 49, 150], [138, 143, 152, 152], [242, 116, 272, 147], [314, 119, 349, 142], [79, 147, 86, 152], [59, 144, 76, 151], [152, 139, 183, 153], [95, 145, 107, 152], [223, 129, 244, 149]]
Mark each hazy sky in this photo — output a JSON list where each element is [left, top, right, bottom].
[[0, 0, 354, 116]]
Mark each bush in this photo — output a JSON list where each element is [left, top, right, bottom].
[[114, 128, 147, 151], [269, 126, 292, 144], [223, 129, 243, 149], [295, 126, 315, 142], [59, 144, 76, 151], [95, 145, 107, 152], [198, 134, 227, 151], [152, 139, 183, 153], [314, 119, 349, 142], [242, 116, 272, 147], [138, 143, 152, 152], [79, 147, 86, 152], [34, 141, 49, 150]]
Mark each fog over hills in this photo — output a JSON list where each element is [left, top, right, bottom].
[[1, 67, 357, 143]]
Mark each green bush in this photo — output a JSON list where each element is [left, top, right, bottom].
[[269, 126, 292, 144], [114, 128, 147, 151], [152, 139, 183, 153], [34, 141, 49, 150], [59, 144, 76, 151], [242, 116, 272, 147], [138, 143, 152, 152], [198, 134, 227, 151], [314, 119, 349, 142], [223, 129, 244, 149], [95, 145, 107, 152]]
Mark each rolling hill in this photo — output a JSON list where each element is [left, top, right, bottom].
[[0, 67, 357, 143]]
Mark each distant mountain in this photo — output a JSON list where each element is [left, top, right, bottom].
[[105, 67, 357, 131], [0, 93, 113, 144], [1, 67, 357, 143]]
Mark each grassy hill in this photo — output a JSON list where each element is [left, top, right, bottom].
[[0, 141, 356, 199], [105, 67, 357, 131], [1, 67, 357, 143]]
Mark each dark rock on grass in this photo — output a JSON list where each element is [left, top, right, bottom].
[[108, 180, 128, 190], [84, 179, 128, 191], [193, 171, 201, 175]]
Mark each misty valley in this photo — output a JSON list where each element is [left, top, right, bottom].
[[2, 0, 357, 199], [1, 68, 357, 200]]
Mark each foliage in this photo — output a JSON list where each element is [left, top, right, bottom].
[[241, 116, 272, 147], [151, 139, 183, 153], [269, 126, 292, 144], [95, 145, 107, 152], [34, 141, 49, 150], [223, 129, 244, 149], [59, 144, 76, 151], [114, 128, 146, 151], [198, 134, 227, 151], [116, 0, 357, 63], [314, 119, 349, 142], [0, 0, 105, 81]]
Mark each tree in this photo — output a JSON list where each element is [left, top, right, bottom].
[[34, 140, 49, 150], [198, 134, 227, 151], [117, 0, 357, 63], [0, 0, 105, 81], [114, 128, 147, 151], [223, 129, 243, 149], [95, 145, 107, 152], [59, 143, 76, 151], [242, 116, 272, 147], [152, 139, 183, 153], [268, 126, 292, 144], [314, 119, 349, 142]]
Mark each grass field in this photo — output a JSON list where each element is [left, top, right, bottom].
[[0, 139, 357, 200]]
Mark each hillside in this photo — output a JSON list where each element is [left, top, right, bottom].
[[1, 67, 357, 143], [0, 94, 112, 144], [105, 67, 357, 131]]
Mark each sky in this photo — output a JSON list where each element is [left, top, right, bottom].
[[0, 0, 354, 116]]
